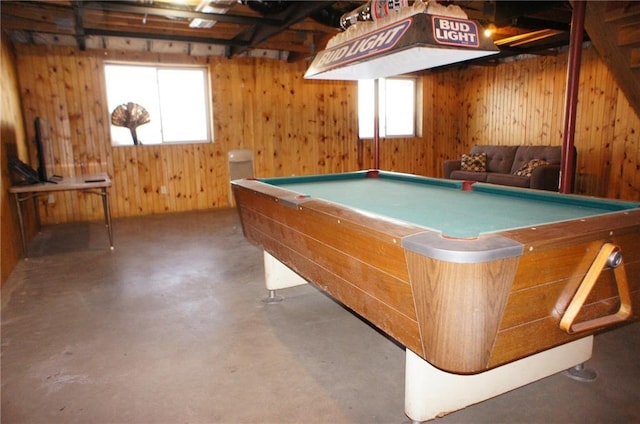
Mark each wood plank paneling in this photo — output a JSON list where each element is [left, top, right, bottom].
[[454, 54, 568, 148], [4, 38, 640, 290], [13, 45, 367, 224], [447, 46, 639, 200], [1, 37, 31, 286], [9, 42, 640, 232]]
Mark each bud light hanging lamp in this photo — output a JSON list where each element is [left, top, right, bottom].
[[304, 0, 500, 80]]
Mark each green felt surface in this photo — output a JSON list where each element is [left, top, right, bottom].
[[263, 172, 638, 238]]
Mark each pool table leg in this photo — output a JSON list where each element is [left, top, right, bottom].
[[404, 336, 594, 423], [263, 251, 308, 303]]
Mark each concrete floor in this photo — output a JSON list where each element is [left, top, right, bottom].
[[1, 208, 639, 424]]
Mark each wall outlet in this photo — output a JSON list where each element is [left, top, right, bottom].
[[47, 194, 55, 204], [160, 185, 168, 194]]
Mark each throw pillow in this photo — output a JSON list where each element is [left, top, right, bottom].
[[460, 153, 487, 172], [514, 159, 550, 177]]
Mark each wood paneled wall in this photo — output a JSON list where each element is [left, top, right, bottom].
[[436, 47, 640, 200], [13, 46, 389, 222], [1, 36, 32, 286], [7, 42, 640, 252]]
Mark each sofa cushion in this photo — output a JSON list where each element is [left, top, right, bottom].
[[470, 145, 518, 174], [510, 146, 561, 174], [449, 170, 488, 182], [460, 153, 487, 172], [514, 159, 550, 177], [486, 173, 530, 188]]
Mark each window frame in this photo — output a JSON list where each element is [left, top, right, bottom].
[[104, 62, 213, 146], [357, 77, 420, 140]]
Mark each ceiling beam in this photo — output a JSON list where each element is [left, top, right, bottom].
[[83, 28, 250, 47], [227, 1, 334, 57], [510, 16, 571, 32], [82, 2, 283, 26], [72, 1, 86, 51]]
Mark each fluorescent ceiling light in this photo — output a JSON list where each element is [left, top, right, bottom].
[[189, 0, 235, 29]]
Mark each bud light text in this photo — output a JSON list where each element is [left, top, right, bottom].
[[314, 19, 412, 70], [432, 16, 480, 47]]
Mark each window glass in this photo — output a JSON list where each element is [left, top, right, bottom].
[[358, 77, 416, 139], [104, 64, 211, 145], [383, 78, 415, 136], [358, 80, 376, 139]]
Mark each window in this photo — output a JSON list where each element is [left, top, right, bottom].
[[104, 64, 211, 145], [358, 77, 417, 139]]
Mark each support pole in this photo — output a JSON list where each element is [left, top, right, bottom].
[[373, 78, 380, 170], [560, 0, 585, 193]]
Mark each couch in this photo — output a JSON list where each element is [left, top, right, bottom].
[[443, 145, 575, 191]]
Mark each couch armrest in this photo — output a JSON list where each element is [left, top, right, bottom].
[[443, 159, 461, 179], [530, 164, 560, 191]]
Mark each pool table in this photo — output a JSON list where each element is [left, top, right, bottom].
[[232, 170, 639, 420]]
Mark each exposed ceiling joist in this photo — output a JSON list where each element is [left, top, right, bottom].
[[1, 1, 584, 66], [83, 27, 249, 48], [72, 0, 86, 50], [82, 1, 283, 27], [227, 1, 334, 57]]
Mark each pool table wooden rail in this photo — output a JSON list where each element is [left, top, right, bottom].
[[489, 216, 639, 368], [233, 180, 426, 354], [232, 178, 640, 374]]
